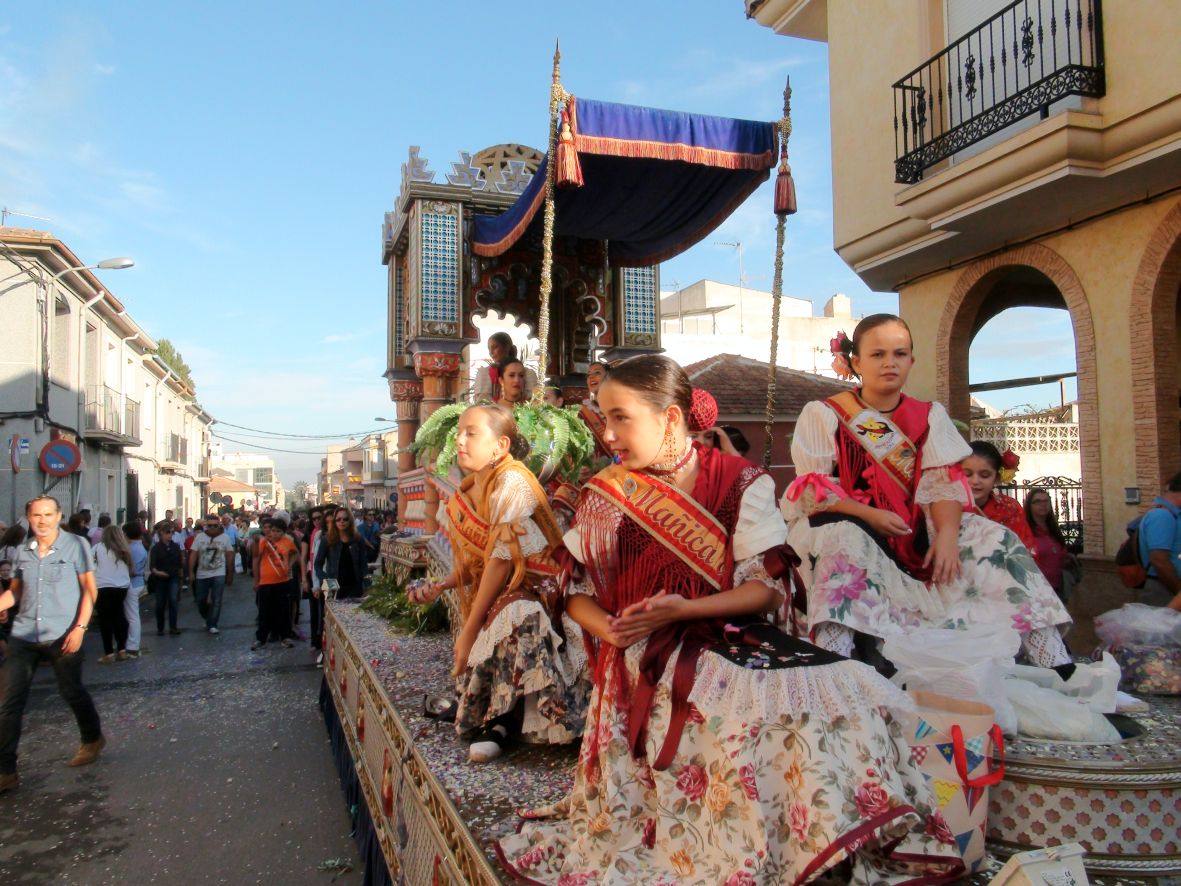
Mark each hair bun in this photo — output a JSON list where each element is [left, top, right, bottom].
[[688, 388, 718, 432]]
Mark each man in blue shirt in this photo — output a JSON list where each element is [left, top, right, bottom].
[[358, 510, 381, 563], [1137, 471, 1181, 609], [0, 495, 105, 793]]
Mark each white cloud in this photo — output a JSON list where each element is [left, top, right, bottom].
[[94, 62, 115, 75]]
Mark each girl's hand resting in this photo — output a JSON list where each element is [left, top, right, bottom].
[[924, 529, 962, 586], [604, 592, 688, 648], [865, 508, 912, 538], [407, 579, 444, 606]]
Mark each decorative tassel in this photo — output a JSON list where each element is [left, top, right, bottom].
[[555, 105, 584, 189], [774, 159, 797, 216]]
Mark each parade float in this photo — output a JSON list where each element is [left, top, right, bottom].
[[324, 47, 1181, 885]]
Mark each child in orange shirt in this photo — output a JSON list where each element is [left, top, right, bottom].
[[251, 518, 299, 650]]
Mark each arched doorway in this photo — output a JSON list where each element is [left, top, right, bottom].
[[937, 244, 1103, 554], [1129, 200, 1181, 502]]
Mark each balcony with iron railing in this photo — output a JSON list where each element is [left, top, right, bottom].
[[161, 433, 188, 471], [893, 0, 1105, 184], [84, 385, 142, 446]]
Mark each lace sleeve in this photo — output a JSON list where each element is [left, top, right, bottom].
[[915, 465, 972, 508], [732, 474, 787, 561], [922, 402, 972, 468], [732, 554, 784, 605], [488, 471, 549, 559], [782, 401, 847, 521]]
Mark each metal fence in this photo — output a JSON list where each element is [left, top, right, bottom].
[[893, 0, 1105, 183], [996, 475, 1084, 552]]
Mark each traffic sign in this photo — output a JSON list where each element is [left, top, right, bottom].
[[39, 439, 82, 477]]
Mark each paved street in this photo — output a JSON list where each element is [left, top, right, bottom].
[[0, 583, 361, 885]]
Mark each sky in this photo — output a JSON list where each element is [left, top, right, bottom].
[[0, 2, 1077, 484]]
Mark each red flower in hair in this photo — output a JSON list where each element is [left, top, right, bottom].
[[688, 388, 718, 432], [1000, 449, 1020, 470]]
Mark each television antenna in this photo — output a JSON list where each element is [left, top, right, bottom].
[[1, 207, 53, 226], [714, 241, 746, 333]]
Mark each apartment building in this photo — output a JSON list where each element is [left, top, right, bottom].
[[0, 227, 212, 524], [361, 430, 398, 510], [746, 0, 1181, 566], [208, 443, 284, 509]]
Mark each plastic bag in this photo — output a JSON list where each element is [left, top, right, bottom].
[[1003, 676, 1121, 742], [1095, 603, 1181, 648], [883, 624, 1019, 735], [1010, 653, 1121, 714]]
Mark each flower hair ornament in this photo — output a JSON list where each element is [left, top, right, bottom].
[[998, 449, 1020, 484], [829, 331, 855, 380], [687, 388, 718, 433]]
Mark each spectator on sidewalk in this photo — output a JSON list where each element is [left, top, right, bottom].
[[0, 524, 27, 566], [221, 514, 239, 551], [66, 512, 89, 539], [304, 508, 326, 654], [1137, 471, 1181, 609], [190, 516, 235, 635], [315, 509, 368, 601], [357, 510, 381, 564], [0, 495, 105, 794], [88, 513, 110, 547], [124, 522, 149, 658], [149, 523, 183, 636], [93, 525, 133, 663], [252, 518, 299, 650], [0, 560, 12, 662]]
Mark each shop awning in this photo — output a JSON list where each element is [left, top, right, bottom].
[[471, 97, 776, 267]]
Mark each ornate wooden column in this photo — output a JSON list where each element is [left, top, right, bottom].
[[413, 352, 461, 535], [386, 371, 422, 528]]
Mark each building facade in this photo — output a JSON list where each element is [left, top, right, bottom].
[[0, 228, 211, 525], [747, 0, 1181, 569], [661, 280, 857, 377], [208, 444, 283, 510]]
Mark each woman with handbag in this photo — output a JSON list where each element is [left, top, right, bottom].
[[314, 509, 367, 600]]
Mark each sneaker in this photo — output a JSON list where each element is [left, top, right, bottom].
[[281, 638, 295, 649], [250, 640, 265, 651], [208, 627, 219, 635], [125, 651, 140, 659], [468, 724, 509, 763]]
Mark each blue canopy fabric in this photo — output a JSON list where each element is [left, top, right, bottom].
[[471, 97, 776, 267]]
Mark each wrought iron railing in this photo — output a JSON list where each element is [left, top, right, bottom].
[[125, 397, 141, 441], [893, 0, 1105, 184], [997, 475, 1084, 552], [84, 385, 124, 435]]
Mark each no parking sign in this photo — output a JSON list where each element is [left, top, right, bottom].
[[39, 439, 82, 477]]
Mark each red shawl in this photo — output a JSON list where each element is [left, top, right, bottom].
[[829, 392, 933, 580], [575, 443, 762, 768]]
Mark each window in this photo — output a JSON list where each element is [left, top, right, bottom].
[[51, 296, 71, 385]]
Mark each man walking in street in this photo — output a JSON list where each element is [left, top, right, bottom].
[[0, 495, 105, 794], [189, 516, 235, 635]]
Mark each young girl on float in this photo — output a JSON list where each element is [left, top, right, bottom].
[[783, 314, 1074, 676], [410, 405, 588, 763], [498, 355, 962, 885], [961, 441, 1037, 551]]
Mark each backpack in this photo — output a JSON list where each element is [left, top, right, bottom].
[[1116, 507, 1174, 589]]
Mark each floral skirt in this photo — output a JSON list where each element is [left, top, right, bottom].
[[455, 596, 590, 745], [790, 513, 1071, 641], [496, 634, 962, 884]]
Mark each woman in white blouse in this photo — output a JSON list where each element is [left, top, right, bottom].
[[93, 525, 134, 663], [782, 314, 1074, 676]]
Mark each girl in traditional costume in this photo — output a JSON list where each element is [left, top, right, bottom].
[[962, 441, 1036, 551], [412, 405, 588, 763], [783, 314, 1074, 677], [577, 360, 612, 463], [494, 358, 531, 410], [498, 355, 962, 885], [472, 331, 538, 403]]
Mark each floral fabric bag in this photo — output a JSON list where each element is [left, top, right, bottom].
[[898, 690, 1005, 874]]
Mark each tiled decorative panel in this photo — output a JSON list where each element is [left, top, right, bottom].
[[393, 263, 405, 357], [419, 206, 459, 327], [622, 265, 658, 345]]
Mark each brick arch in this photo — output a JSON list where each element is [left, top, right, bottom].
[[934, 243, 1103, 554], [1129, 199, 1181, 500]]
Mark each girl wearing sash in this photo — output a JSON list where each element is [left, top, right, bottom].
[[962, 441, 1037, 552], [498, 355, 962, 885], [577, 360, 612, 463], [414, 405, 587, 763], [783, 314, 1073, 676]]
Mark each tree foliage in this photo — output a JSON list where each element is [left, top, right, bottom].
[[155, 339, 196, 394]]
